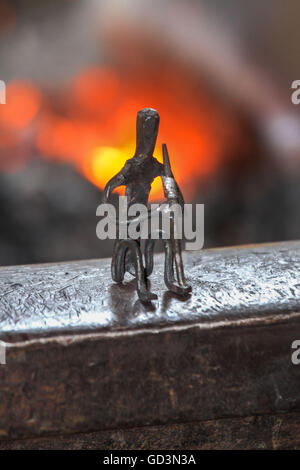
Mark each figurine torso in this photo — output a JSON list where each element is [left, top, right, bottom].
[[123, 156, 163, 206]]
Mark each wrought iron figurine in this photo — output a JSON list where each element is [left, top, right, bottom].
[[103, 108, 191, 302]]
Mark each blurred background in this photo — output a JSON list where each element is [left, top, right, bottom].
[[1, 0, 300, 265]]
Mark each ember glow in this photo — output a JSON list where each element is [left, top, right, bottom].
[[0, 82, 41, 130], [0, 66, 242, 200], [0, 81, 41, 171]]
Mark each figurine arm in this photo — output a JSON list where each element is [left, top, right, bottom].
[[103, 163, 130, 202], [166, 175, 185, 208], [174, 180, 185, 207], [103, 172, 125, 202], [157, 162, 185, 208]]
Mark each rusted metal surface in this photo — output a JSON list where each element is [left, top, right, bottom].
[[0, 241, 300, 445], [1, 413, 300, 450]]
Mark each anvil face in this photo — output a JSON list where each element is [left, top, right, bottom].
[[135, 108, 160, 157]]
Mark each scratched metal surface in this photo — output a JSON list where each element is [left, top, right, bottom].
[[0, 241, 300, 341]]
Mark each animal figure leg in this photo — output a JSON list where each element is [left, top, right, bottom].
[[145, 235, 191, 296], [171, 237, 191, 294], [112, 239, 157, 303], [167, 217, 191, 295], [144, 238, 155, 277]]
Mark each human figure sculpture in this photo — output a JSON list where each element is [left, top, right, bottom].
[[103, 108, 191, 302]]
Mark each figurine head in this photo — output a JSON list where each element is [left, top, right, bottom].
[[135, 108, 160, 158]]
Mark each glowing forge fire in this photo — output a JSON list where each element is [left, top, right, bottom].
[[0, 67, 242, 200]]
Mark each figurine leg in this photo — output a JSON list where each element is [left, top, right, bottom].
[[125, 246, 139, 276], [171, 238, 191, 295], [164, 216, 191, 296], [112, 239, 157, 303], [145, 238, 155, 276], [111, 240, 124, 282], [144, 231, 191, 296], [145, 237, 176, 289], [162, 238, 190, 296]]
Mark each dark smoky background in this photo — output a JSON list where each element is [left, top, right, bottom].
[[1, 0, 300, 266]]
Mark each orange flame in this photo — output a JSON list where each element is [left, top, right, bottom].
[[0, 81, 41, 130], [0, 66, 242, 199], [0, 81, 41, 170]]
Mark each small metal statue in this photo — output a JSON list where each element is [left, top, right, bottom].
[[103, 108, 191, 302]]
